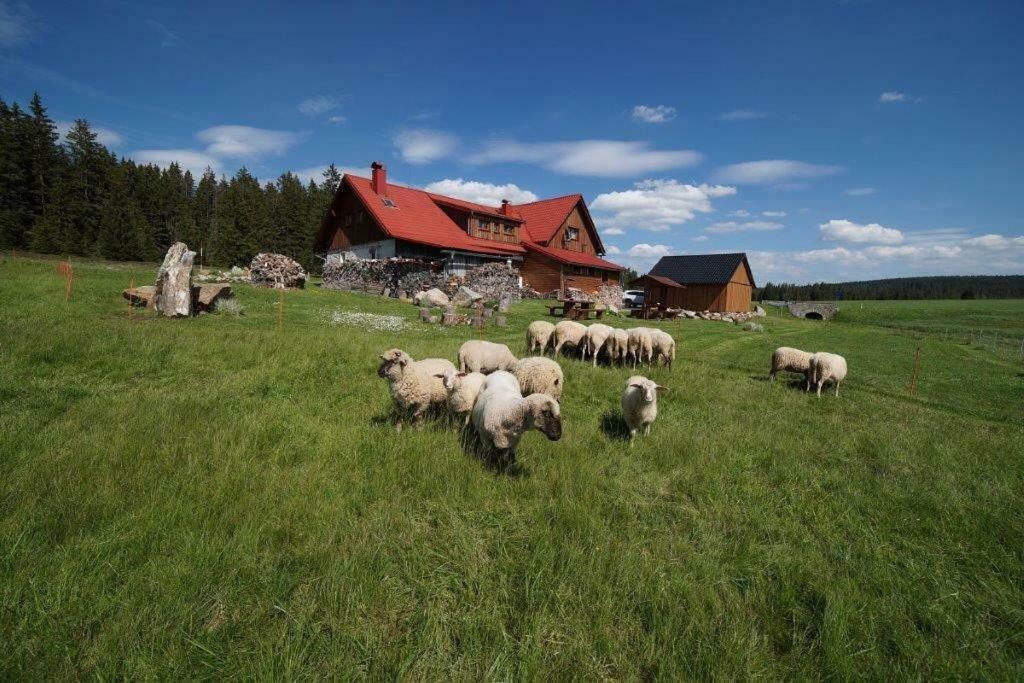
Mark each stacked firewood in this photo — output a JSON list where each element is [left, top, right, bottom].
[[249, 253, 307, 289]]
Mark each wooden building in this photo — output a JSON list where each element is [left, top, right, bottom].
[[314, 162, 623, 293], [632, 253, 755, 312]]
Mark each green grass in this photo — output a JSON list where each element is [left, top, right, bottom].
[[2, 255, 1023, 679]]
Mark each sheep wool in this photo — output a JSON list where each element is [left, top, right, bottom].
[[378, 349, 456, 430], [603, 328, 629, 365], [436, 369, 487, 425], [810, 352, 848, 397], [650, 329, 676, 369], [620, 375, 666, 439], [626, 327, 654, 368], [458, 340, 518, 374], [511, 356, 565, 401], [472, 371, 562, 462], [769, 346, 814, 389], [584, 323, 614, 366], [552, 320, 588, 357], [525, 320, 556, 355]]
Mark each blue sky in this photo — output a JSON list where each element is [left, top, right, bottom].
[[2, 0, 1022, 282]]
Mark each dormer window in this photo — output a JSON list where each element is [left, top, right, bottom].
[[381, 198, 396, 208], [565, 227, 579, 242]]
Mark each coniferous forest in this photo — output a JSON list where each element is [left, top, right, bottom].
[[755, 276, 1024, 301], [0, 92, 338, 271]]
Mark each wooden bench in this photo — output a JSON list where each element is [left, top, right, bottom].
[[546, 301, 606, 320]]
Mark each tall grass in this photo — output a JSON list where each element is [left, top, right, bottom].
[[1, 255, 1022, 678]]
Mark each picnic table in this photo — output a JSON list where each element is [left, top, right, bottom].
[[547, 299, 605, 321]]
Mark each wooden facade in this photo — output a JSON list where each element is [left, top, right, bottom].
[[322, 190, 385, 251], [634, 260, 753, 312], [520, 251, 609, 294], [550, 205, 597, 255]]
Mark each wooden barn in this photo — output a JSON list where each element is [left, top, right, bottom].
[[632, 252, 755, 313]]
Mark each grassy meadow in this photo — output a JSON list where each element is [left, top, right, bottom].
[[1, 254, 1022, 679]]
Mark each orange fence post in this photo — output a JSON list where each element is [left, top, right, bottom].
[[909, 346, 921, 396], [277, 288, 284, 331]]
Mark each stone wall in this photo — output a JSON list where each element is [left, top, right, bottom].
[[787, 301, 837, 320]]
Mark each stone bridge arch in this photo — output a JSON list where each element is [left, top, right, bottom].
[[787, 301, 837, 320]]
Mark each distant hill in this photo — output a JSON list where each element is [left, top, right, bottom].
[[755, 275, 1024, 301]]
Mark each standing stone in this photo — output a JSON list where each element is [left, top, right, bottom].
[[154, 242, 195, 317], [498, 297, 510, 313], [496, 315, 507, 327], [483, 307, 493, 318], [419, 308, 432, 322]]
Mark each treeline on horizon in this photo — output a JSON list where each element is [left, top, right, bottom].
[[756, 275, 1024, 301], [0, 92, 338, 270]]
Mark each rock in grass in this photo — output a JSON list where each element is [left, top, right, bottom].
[[193, 283, 233, 313], [452, 286, 483, 307], [123, 285, 156, 309], [154, 242, 194, 317]]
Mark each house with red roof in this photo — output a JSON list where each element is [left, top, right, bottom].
[[314, 162, 624, 294]]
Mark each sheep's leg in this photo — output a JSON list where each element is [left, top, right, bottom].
[[644, 423, 651, 437], [816, 381, 822, 398], [769, 370, 776, 381], [410, 406, 428, 427], [554, 341, 564, 357], [835, 380, 841, 397], [628, 427, 637, 441]]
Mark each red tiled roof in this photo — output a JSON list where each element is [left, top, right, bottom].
[[522, 241, 624, 271], [426, 192, 523, 223], [508, 194, 582, 244]]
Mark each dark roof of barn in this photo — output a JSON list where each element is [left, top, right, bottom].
[[648, 252, 755, 287]]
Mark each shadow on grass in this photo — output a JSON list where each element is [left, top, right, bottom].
[[600, 412, 631, 441], [752, 375, 810, 392], [458, 425, 529, 477]]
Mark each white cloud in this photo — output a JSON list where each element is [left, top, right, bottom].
[[602, 227, 625, 236], [706, 220, 784, 234], [713, 159, 843, 185], [422, 178, 538, 206], [130, 149, 220, 177], [692, 235, 708, 242], [591, 179, 736, 232], [468, 139, 702, 177], [631, 105, 676, 123], [844, 187, 876, 196], [56, 120, 123, 147], [327, 115, 347, 124], [393, 128, 458, 164], [729, 209, 751, 217], [299, 96, 341, 116], [627, 243, 672, 258], [762, 210, 787, 217], [820, 219, 904, 244], [879, 91, 908, 103], [605, 245, 622, 254], [963, 234, 1024, 249], [197, 125, 306, 157], [719, 109, 766, 121], [0, 1, 34, 48]]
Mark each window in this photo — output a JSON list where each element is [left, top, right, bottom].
[[565, 227, 579, 242], [381, 198, 396, 208], [478, 219, 491, 232], [503, 224, 514, 235]]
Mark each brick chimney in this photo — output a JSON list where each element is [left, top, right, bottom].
[[500, 199, 510, 215], [371, 161, 387, 196]]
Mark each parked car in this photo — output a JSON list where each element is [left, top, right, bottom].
[[622, 289, 645, 307]]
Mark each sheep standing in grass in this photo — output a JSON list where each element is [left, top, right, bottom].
[[511, 356, 564, 402], [525, 320, 555, 355], [769, 346, 814, 390], [435, 369, 487, 426], [627, 327, 654, 368], [472, 370, 563, 463], [377, 349, 456, 431], [458, 340, 518, 373], [650, 329, 677, 369], [603, 328, 629, 366], [552, 320, 588, 357], [584, 323, 614, 366], [810, 352, 848, 397], [620, 375, 667, 439]]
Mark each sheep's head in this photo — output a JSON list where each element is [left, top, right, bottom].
[[434, 368, 467, 391], [378, 349, 411, 380], [628, 377, 667, 404], [525, 394, 562, 441]]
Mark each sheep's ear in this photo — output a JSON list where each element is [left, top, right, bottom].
[[456, 372, 468, 378], [656, 385, 669, 392], [433, 373, 446, 379], [379, 354, 387, 360], [398, 358, 407, 367], [554, 378, 560, 385], [629, 382, 644, 389]]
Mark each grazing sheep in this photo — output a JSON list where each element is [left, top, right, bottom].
[[552, 320, 588, 357], [602, 328, 629, 365], [626, 327, 654, 368], [525, 320, 556, 355], [377, 349, 456, 431], [472, 370, 562, 462], [435, 369, 487, 426], [620, 375, 667, 439], [810, 352, 848, 397], [584, 323, 614, 366], [650, 329, 676, 369], [458, 340, 518, 374], [769, 346, 814, 389], [511, 356, 564, 401]]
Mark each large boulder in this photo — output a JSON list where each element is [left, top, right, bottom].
[[451, 286, 483, 307], [154, 242, 195, 317], [193, 283, 233, 313], [413, 288, 450, 307], [123, 285, 156, 309], [250, 253, 307, 289]]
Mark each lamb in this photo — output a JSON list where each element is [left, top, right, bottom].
[[583, 323, 614, 366], [769, 346, 814, 389], [809, 352, 848, 397], [552, 320, 588, 357], [626, 327, 654, 368], [511, 356, 564, 401], [620, 375, 667, 439], [434, 369, 487, 426], [602, 328, 629, 366], [525, 320, 555, 355], [650, 329, 677, 369], [471, 370, 562, 463], [458, 339, 518, 374], [377, 348, 456, 431]]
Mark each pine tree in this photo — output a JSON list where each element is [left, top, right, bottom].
[[210, 168, 267, 267], [97, 164, 145, 261]]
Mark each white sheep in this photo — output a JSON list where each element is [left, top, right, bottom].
[[769, 346, 814, 390], [511, 356, 564, 402], [377, 349, 456, 431], [525, 320, 555, 355], [435, 369, 487, 426], [620, 375, 667, 439], [626, 327, 654, 368], [650, 329, 676, 369], [809, 352, 848, 397], [602, 328, 629, 365], [552, 320, 588, 357], [471, 370, 562, 463], [583, 323, 614, 366], [458, 339, 518, 374]]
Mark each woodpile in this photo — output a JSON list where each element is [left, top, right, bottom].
[[460, 262, 523, 302], [250, 253, 307, 289], [321, 257, 528, 301]]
